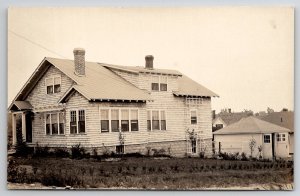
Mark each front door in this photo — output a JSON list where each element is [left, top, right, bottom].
[[263, 134, 273, 159], [25, 112, 32, 143]]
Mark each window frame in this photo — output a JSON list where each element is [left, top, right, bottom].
[[190, 110, 198, 125], [45, 75, 61, 95], [99, 108, 139, 133], [147, 109, 167, 131], [44, 112, 65, 136], [264, 134, 271, 143], [277, 133, 286, 142], [151, 75, 168, 92], [69, 109, 86, 134]]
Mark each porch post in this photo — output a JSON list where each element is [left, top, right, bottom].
[[12, 113, 16, 145], [22, 112, 26, 142]]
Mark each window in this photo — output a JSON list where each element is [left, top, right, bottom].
[[264, 135, 271, 143], [70, 110, 85, 134], [151, 76, 159, 91], [191, 110, 197, 124], [121, 110, 129, 132], [161, 111, 166, 130], [160, 76, 168, 91], [70, 111, 77, 134], [191, 139, 197, 154], [152, 111, 160, 130], [277, 133, 286, 142], [151, 75, 168, 91], [46, 76, 61, 94], [216, 124, 223, 129], [147, 110, 167, 131], [111, 109, 119, 132], [147, 111, 151, 131], [45, 112, 65, 135], [131, 110, 139, 131], [100, 110, 109, 132], [116, 145, 124, 154], [78, 110, 85, 133], [100, 108, 139, 132]]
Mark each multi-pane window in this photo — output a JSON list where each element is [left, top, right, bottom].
[[151, 76, 159, 91], [160, 111, 166, 130], [147, 111, 151, 131], [147, 110, 167, 131], [78, 110, 85, 133], [131, 110, 139, 131], [160, 76, 168, 91], [191, 110, 197, 124], [45, 112, 65, 135], [152, 111, 160, 130], [121, 110, 129, 132], [46, 76, 61, 94], [70, 110, 85, 134], [277, 133, 286, 142], [100, 109, 139, 132], [151, 75, 168, 91], [111, 109, 119, 132], [100, 110, 109, 132], [264, 135, 271, 143], [70, 111, 77, 134]]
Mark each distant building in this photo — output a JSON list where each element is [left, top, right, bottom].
[[212, 109, 252, 132], [257, 111, 294, 156], [213, 116, 291, 159]]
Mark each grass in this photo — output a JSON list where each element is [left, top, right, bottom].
[[8, 156, 293, 189]]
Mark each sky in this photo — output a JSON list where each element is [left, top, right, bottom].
[[8, 7, 294, 113]]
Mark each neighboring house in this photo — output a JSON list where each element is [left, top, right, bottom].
[[213, 116, 291, 159], [8, 48, 218, 157], [212, 110, 252, 132], [257, 111, 294, 156]]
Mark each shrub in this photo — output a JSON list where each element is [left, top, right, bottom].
[[34, 143, 50, 157], [71, 144, 86, 159], [54, 147, 70, 158], [241, 152, 248, 161], [15, 133, 31, 157]]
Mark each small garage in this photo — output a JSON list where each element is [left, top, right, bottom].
[[213, 116, 290, 159]]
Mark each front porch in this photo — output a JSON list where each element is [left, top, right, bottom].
[[9, 101, 33, 146]]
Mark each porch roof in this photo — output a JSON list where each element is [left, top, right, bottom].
[[10, 101, 33, 111]]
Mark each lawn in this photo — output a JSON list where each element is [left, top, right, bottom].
[[7, 156, 293, 190]]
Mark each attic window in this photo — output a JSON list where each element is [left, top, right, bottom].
[[151, 75, 168, 91], [46, 76, 61, 94]]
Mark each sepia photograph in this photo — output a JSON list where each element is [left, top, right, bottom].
[[7, 6, 294, 190]]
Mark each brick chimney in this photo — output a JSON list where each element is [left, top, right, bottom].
[[73, 48, 85, 76], [145, 55, 154, 69]]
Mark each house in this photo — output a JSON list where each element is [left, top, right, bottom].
[[257, 111, 294, 156], [8, 48, 218, 157], [212, 109, 252, 132], [213, 116, 291, 159]]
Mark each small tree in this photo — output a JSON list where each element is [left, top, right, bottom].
[[249, 137, 256, 158]]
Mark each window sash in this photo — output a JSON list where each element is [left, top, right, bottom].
[[45, 112, 65, 135], [160, 83, 167, 91], [46, 77, 61, 94], [264, 135, 270, 143], [151, 83, 159, 91], [101, 120, 109, 132], [111, 120, 119, 132], [70, 110, 85, 134], [131, 120, 138, 131], [121, 120, 129, 132]]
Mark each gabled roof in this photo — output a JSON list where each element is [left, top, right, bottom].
[[102, 63, 182, 76], [47, 58, 151, 103], [216, 112, 252, 126], [213, 116, 290, 135], [9, 57, 151, 109], [173, 75, 218, 97], [257, 111, 294, 132], [10, 101, 33, 111]]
